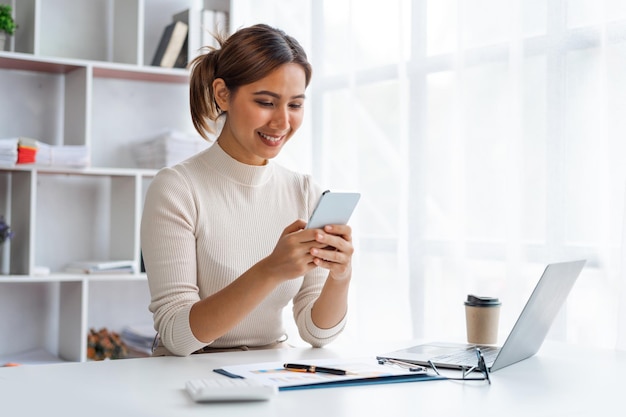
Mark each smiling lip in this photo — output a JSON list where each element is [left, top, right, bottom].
[[258, 131, 285, 146]]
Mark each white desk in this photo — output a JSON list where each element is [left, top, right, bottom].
[[0, 341, 623, 416]]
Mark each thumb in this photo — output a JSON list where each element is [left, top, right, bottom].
[[282, 219, 307, 235]]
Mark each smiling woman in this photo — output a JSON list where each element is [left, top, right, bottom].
[[141, 24, 356, 357]]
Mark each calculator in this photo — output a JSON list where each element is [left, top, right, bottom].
[[185, 378, 278, 402]]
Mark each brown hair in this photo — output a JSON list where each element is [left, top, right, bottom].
[[189, 24, 313, 140]]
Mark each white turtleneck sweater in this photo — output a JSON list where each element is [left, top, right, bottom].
[[140, 143, 346, 356]]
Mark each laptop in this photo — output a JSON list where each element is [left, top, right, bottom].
[[377, 260, 586, 373]]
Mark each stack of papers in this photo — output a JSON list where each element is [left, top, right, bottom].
[[131, 130, 211, 169], [0, 138, 18, 167], [120, 324, 156, 356], [0, 138, 90, 168], [64, 260, 135, 274], [36, 143, 90, 168]]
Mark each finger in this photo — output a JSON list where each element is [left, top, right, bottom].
[[315, 232, 352, 254], [283, 219, 308, 235], [293, 228, 324, 244], [323, 224, 352, 241], [312, 256, 351, 279], [311, 246, 343, 263]]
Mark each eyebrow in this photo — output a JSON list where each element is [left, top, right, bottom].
[[253, 90, 306, 100]]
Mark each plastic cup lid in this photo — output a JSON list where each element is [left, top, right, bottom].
[[464, 294, 501, 307]]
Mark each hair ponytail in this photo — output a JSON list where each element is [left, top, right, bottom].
[[189, 48, 221, 141]]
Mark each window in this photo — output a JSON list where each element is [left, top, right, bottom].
[[306, 0, 626, 349]]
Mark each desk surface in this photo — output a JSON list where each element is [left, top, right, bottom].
[[0, 341, 623, 417]]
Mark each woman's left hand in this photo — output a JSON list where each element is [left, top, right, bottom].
[[309, 224, 353, 281]]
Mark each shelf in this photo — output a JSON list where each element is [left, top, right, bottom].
[[0, 0, 232, 364], [0, 273, 147, 284], [0, 51, 189, 84], [0, 165, 158, 178], [0, 51, 84, 74], [92, 62, 189, 84]]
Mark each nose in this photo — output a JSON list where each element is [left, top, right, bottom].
[[269, 106, 289, 130]]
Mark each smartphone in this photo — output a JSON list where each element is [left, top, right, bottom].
[[305, 190, 361, 229]]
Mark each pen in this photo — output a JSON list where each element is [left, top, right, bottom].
[[283, 363, 348, 376]]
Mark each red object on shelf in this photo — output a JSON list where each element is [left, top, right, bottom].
[[17, 146, 37, 164]]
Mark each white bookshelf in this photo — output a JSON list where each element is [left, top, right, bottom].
[[0, 0, 231, 363]]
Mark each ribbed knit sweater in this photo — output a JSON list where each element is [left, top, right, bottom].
[[140, 142, 346, 356]]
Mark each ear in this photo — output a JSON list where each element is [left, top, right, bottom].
[[213, 78, 230, 111]]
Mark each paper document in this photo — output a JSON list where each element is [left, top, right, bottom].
[[215, 357, 441, 391]]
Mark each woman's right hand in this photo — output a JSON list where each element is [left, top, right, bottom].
[[260, 219, 326, 282]]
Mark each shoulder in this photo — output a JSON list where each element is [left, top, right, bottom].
[[149, 150, 212, 190], [147, 166, 192, 201], [271, 163, 324, 210], [144, 153, 212, 212]]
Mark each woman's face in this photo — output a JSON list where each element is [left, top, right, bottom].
[[214, 63, 307, 166]]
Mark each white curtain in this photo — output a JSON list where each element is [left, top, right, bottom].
[[234, 0, 626, 349]]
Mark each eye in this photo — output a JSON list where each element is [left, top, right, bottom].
[[289, 102, 304, 110], [255, 100, 274, 108]]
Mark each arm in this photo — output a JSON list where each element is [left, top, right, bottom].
[[293, 224, 354, 346], [310, 224, 353, 328], [188, 219, 326, 343], [141, 168, 205, 355]]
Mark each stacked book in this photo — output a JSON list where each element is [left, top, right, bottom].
[[131, 130, 211, 169]]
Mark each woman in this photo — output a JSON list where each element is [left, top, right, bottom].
[[141, 24, 354, 356]]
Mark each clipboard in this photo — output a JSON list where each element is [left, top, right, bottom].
[[213, 357, 443, 391]]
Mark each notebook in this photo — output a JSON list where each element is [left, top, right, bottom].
[[377, 260, 586, 372]]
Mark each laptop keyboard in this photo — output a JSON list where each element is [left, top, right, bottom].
[[431, 346, 500, 367]]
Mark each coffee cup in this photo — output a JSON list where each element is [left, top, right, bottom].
[[464, 294, 501, 344]]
